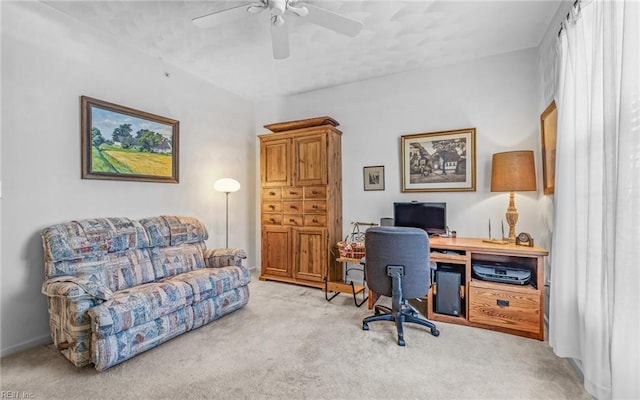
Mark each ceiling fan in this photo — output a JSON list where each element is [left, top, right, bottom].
[[193, 0, 363, 59]]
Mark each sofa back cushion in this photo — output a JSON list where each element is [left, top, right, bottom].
[[149, 242, 207, 279], [42, 215, 209, 291]]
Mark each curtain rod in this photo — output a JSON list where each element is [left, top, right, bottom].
[[558, 0, 582, 37]]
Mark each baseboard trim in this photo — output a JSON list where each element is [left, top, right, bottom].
[[1, 334, 52, 358]]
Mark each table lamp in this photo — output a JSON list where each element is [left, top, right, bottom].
[[490, 151, 536, 242], [214, 178, 241, 248]]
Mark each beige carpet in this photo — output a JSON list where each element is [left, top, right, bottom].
[[1, 272, 589, 399]]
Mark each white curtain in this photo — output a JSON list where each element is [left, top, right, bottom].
[[549, 0, 639, 399]]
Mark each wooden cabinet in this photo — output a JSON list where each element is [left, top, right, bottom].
[[259, 117, 342, 289], [425, 237, 548, 340]]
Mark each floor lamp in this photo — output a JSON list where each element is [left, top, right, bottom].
[[490, 151, 537, 242], [214, 178, 240, 248]]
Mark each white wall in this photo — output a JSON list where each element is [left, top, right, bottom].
[[0, 2, 257, 356], [256, 48, 545, 253]]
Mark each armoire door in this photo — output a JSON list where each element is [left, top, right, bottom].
[[261, 138, 290, 187], [292, 228, 327, 282], [292, 134, 327, 186], [261, 226, 291, 277]]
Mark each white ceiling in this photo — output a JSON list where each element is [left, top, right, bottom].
[[43, 0, 561, 103]]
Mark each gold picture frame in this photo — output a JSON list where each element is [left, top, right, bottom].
[[540, 100, 557, 195], [81, 96, 179, 183], [401, 128, 476, 192]]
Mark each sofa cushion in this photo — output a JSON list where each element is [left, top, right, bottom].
[[89, 280, 193, 337], [139, 216, 208, 247], [149, 243, 206, 280], [164, 265, 251, 303], [42, 218, 149, 263]]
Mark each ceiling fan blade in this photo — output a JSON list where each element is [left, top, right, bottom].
[[192, 3, 253, 29], [298, 3, 362, 37], [271, 17, 290, 60]]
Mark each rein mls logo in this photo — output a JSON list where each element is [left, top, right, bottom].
[[1, 392, 34, 399]]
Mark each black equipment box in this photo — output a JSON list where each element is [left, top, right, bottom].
[[434, 270, 462, 317]]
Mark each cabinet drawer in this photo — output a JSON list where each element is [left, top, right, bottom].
[[468, 285, 540, 333], [284, 215, 303, 226], [283, 200, 303, 214], [304, 200, 327, 213], [261, 201, 282, 213], [282, 188, 303, 199], [304, 186, 326, 199], [262, 214, 282, 226], [263, 188, 282, 200], [304, 214, 327, 227]]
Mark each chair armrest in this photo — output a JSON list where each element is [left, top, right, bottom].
[[42, 276, 113, 301], [204, 248, 247, 268]]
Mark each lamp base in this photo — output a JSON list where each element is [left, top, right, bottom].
[[505, 191, 518, 242]]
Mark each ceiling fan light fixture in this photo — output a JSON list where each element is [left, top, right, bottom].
[[272, 15, 285, 27]]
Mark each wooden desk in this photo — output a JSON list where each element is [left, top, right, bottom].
[[367, 237, 548, 340]]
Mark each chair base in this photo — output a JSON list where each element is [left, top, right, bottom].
[[363, 304, 439, 346]]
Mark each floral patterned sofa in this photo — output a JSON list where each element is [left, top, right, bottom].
[[41, 215, 250, 371]]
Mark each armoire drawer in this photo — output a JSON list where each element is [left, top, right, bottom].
[[304, 186, 326, 199], [283, 200, 303, 214], [304, 215, 327, 227], [468, 285, 540, 334], [304, 200, 327, 213], [284, 215, 303, 226], [263, 188, 282, 200], [262, 214, 282, 226], [261, 201, 282, 213], [282, 188, 303, 199]]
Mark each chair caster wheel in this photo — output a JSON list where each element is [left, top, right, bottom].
[[363, 323, 369, 331], [431, 329, 440, 337]]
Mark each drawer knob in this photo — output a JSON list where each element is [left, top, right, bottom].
[[496, 299, 510, 307], [269, 192, 276, 196], [312, 219, 318, 223], [291, 206, 298, 210], [312, 204, 318, 209], [269, 205, 275, 209], [269, 218, 276, 223], [289, 219, 296, 223], [312, 191, 318, 195], [290, 191, 297, 195]]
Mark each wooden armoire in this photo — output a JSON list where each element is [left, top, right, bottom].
[[258, 116, 342, 288]]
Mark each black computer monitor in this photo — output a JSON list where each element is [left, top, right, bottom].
[[393, 202, 447, 235]]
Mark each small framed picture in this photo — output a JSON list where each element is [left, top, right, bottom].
[[363, 165, 385, 191]]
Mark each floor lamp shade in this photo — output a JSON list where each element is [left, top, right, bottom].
[[214, 178, 240, 248], [214, 178, 241, 193], [490, 151, 536, 241]]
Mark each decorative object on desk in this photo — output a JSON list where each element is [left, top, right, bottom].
[[401, 128, 476, 192], [482, 219, 510, 245], [516, 232, 534, 247], [491, 151, 537, 242], [540, 100, 557, 195], [363, 165, 385, 191], [214, 178, 240, 248], [81, 96, 179, 183]]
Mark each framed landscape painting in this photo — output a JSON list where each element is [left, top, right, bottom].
[[81, 96, 179, 183], [401, 128, 476, 192]]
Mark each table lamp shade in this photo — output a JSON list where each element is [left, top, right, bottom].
[[214, 178, 240, 193], [491, 151, 536, 192]]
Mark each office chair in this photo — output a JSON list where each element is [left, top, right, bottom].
[[362, 226, 439, 346]]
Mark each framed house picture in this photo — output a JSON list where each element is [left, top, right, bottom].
[[401, 128, 476, 192], [363, 165, 385, 191], [80, 96, 179, 183], [540, 100, 557, 194]]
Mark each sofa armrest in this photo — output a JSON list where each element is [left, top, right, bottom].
[[42, 276, 113, 301], [204, 248, 247, 268]]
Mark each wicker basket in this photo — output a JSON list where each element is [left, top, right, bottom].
[[337, 241, 366, 260]]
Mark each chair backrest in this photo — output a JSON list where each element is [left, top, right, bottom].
[[364, 226, 430, 299]]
